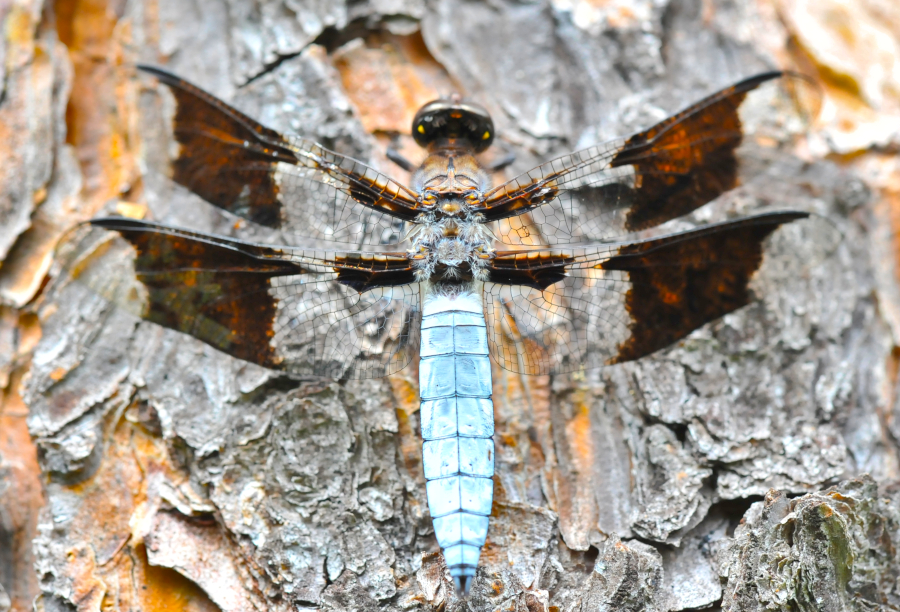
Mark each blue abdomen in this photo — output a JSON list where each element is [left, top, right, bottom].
[[419, 292, 494, 592]]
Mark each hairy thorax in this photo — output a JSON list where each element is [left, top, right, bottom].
[[409, 151, 495, 289]]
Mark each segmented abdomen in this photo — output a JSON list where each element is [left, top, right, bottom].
[[419, 292, 494, 592]]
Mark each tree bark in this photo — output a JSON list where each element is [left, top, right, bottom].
[[2, 0, 900, 610]]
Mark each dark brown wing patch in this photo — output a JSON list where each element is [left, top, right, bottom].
[[487, 251, 574, 290], [598, 211, 807, 363], [609, 72, 779, 231], [344, 179, 422, 222], [141, 65, 294, 227], [91, 218, 302, 367], [333, 254, 416, 291], [477, 177, 561, 221]]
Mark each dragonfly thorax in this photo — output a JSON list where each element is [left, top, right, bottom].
[[409, 222, 493, 285], [412, 152, 491, 207], [409, 150, 495, 285]]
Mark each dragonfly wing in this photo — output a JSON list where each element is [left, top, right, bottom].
[[483, 212, 833, 374], [141, 65, 421, 248], [57, 218, 421, 379], [480, 72, 820, 246]]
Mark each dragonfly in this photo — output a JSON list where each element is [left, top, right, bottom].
[[57, 65, 828, 593]]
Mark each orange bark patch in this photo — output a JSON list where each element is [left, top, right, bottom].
[[45, 407, 220, 611], [135, 544, 221, 612], [0, 369, 45, 612], [881, 164, 900, 292], [55, 0, 139, 209], [555, 387, 599, 549], [333, 32, 452, 135], [388, 367, 426, 488], [567, 393, 594, 469], [4, 4, 34, 48]]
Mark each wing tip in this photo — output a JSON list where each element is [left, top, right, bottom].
[[136, 63, 178, 83]]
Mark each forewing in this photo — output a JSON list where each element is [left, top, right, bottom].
[[480, 72, 820, 246], [56, 218, 421, 379], [141, 65, 421, 247], [484, 212, 830, 375]]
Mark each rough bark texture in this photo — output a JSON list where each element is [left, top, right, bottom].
[[1, 0, 900, 611]]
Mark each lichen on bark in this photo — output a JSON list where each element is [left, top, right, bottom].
[[721, 476, 900, 611]]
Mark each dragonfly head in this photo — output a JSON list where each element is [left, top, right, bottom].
[[412, 97, 494, 153]]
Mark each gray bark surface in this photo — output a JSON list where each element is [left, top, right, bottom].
[[1, 0, 899, 611]]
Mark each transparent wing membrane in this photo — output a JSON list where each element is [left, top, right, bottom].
[[270, 137, 417, 247]]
